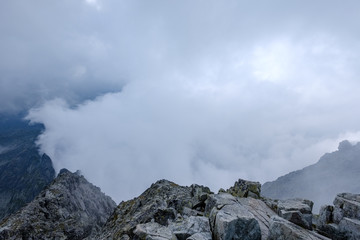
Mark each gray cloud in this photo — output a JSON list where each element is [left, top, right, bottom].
[[2, 0, 360, 202]]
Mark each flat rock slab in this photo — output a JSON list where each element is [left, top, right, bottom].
[[237, 197, 276, 239], [268, 216, 331, 240], [277, 199, 313, 214]]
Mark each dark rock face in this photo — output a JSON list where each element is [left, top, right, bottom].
[[318, 193, 360, 240], [262, 140, 360, 212], [0, 170, 116, 239], [0, 119, 55, 220]]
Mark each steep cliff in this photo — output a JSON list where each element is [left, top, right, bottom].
[[0, 117, 55, 220], [0, 169, 116, 240]]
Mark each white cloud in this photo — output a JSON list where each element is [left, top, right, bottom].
[[251, 39, 296, 83], [85, 0, 102, 10]]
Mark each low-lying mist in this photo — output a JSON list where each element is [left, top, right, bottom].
[[26, 80, 360, 203]]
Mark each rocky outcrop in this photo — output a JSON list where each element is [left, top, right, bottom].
[[262, 140, 360, 212], [0, 169, 116, 240], [96, 178, 360, 240], [206, 193, 276, 240], [0, 120, 55, 220], [97, 179, 279, 240], [276, 198, 314, 230], [226, 178, 261, 199], [209, 194, 261, 240], [97, 180, 213, 239], [333, 193, 360, 222], [317, 193, 360, 240]]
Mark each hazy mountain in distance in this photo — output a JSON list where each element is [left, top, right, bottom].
[[0, 114, 55, 220], [262, 140, 360, 212]]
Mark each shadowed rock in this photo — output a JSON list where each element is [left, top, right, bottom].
[[0, 122, 55, 220], [277, 198, 314, 230], [0, 169, 116, 240], [318, 193, 360, 240]]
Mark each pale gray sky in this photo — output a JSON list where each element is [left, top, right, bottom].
[[2, 0, 360, 202]]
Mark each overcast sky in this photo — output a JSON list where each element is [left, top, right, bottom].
[[2, 0, 360, 202]]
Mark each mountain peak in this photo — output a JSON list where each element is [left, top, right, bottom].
[[58, 168, 71, 175], [262, 140, 360, 212], [338, 140, 352, 151], [0, 168, 116, 239]]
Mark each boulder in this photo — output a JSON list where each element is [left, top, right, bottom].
[[316, 193, 360, 240], [318, 205, 334, 225], [226, 179, 261, 199], [339, 217, 360, 240], [154, 208, 177, 226], [170, 216, 210, 240], [277, 198, 313, 229], [333, 193, 360, 222], [204, 193, 238, 217], [205, 193, 276, 239], [208, 194, 261, 240], [133, 222, 176, 240], [268, 216, 331, 240], [237, 197, 276, 239], [317, 205, 347, 240]]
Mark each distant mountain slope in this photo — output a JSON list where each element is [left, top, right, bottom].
[[262, 140, 360, 212], [0, 115, 55, 220], [0, 169, 116, 239]]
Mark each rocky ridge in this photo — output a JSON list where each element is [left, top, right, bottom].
[[0, 169, 116, 240], [262, 140, 360, 212], [95, 178, 357, 240], [0, 171, 359, 239]]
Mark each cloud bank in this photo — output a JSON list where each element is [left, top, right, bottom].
[[2, 0, 360, 201]]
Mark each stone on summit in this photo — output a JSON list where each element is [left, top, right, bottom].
[[226, 178, 261, 199]]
